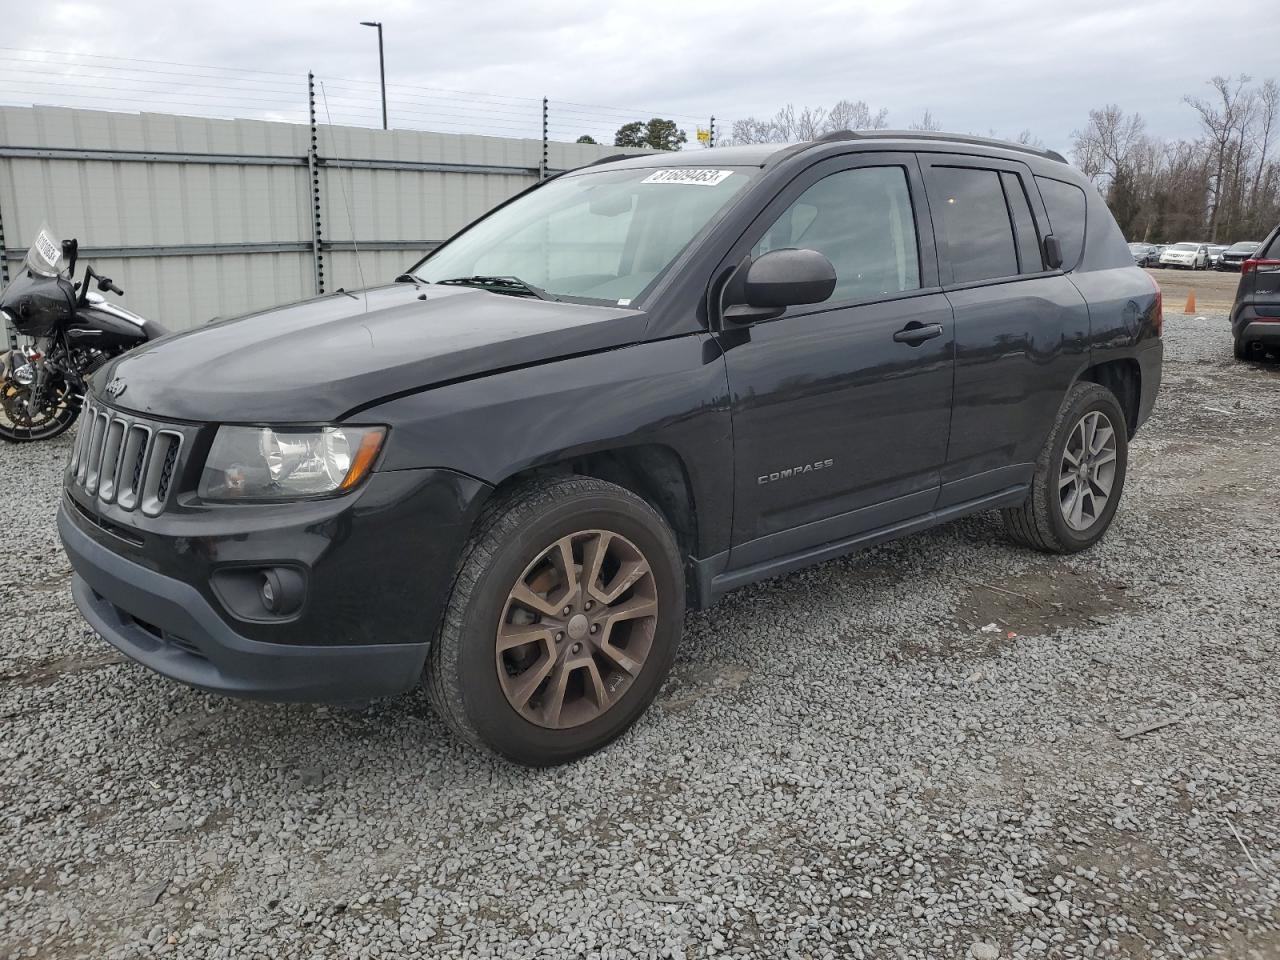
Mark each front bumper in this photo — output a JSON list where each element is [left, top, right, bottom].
[[58, 465, 491, 702], [61, 503, 427, 700]]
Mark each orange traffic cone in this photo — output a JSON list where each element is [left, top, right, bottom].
[[1184, 290, 1196, 314]]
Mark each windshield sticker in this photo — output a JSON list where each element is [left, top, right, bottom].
[[32, 229, 61, 273], [641, 169, 734, 187]]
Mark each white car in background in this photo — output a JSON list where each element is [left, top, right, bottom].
[[1160, 242, 1209, 270]]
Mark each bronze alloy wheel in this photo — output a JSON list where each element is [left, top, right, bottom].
[[496, 529, 657, 729]]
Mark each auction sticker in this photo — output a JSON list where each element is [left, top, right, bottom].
[[31, 228, 62, 274], [641, 169, 734, 186]]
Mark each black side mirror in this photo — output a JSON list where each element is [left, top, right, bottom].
[[723, 248, 837, 324], [1043, 234, 1064, 270]]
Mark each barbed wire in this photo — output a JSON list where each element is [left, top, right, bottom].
[[0, 48, 722, 146]]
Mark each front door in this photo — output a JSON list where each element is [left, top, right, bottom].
[[719, 153, 955, 570]]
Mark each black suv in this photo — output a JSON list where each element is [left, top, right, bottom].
[[1231, 224, 1280, 360], [59, 132, 1163, 765]]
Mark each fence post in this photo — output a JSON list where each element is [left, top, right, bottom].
[[709, 116, 716, 149], [306, 72, 326, 296], [0, 184, 13, 350], [540, 97, 549, 180]]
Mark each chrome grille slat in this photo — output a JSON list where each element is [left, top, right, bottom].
[[83, 412, 110, 495], [98, 419, 127, 503], [141, 431, 183, 517], [116, 424, 152, 511]]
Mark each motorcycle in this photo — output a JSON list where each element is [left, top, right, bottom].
[[0, 225, 168, 442]]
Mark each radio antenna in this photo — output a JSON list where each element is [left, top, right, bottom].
[[319, 81, 368, 310]]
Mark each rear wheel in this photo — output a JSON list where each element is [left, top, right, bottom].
[[1002, 382, 1128, 554], [426, 476, 684, 766]]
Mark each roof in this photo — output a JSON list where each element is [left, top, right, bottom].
[[582, 130, 1068, 172]]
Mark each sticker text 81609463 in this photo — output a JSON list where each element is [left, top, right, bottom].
[[640, 169, 734, 187]]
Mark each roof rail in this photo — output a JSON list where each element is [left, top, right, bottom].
[[588, 153, 638, 166], [811, 129, 1068, 164]]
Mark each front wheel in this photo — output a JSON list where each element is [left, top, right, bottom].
[[1002, 382, 1129, 553], [0, 376, 80, 442], [426, 476, 685, 766]]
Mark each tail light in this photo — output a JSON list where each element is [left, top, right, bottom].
[[1241, 259, 1280, 275]]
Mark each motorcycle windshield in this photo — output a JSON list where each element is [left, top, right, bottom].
[[24, 224, 67, 279]]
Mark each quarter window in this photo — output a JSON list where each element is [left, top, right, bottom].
[[1035, 176, 1088, 272], [752, 166, 921, 303], [928, 166, 1019, 283]]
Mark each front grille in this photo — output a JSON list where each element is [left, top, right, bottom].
[[69, 399, 186, 517]]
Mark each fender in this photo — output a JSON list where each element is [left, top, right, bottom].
[[365, 333, 735, 560]]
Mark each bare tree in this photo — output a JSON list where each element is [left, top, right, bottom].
[[1251, 78, 1279, 211], [1185, 75, 1256, 239], [909, 109, 942, 132], [826, 99, 889, 131], [728, 99, 889, 144], [1070, 105, 1147, 185]]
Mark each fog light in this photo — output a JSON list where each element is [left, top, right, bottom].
[[261, 571, 281, 613]]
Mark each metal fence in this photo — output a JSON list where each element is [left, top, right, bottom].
[[0, 99, 656, 336]]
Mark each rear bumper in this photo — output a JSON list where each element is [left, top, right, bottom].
[[61, 499, 429, 702], [1238, 320, 1280, 348], [1135, 339, 1164, 431]]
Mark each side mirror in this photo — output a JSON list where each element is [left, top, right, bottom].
[[1043, 234, 1064, 270], [723, 248, 837, 324]]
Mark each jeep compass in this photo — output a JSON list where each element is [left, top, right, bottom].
[[58, 132, 1163, 765]]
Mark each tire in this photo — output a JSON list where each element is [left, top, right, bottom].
[[426, 475, 685, 766], [1002, 382, 1129, 554], [0, 380, 80, 443], [1234, 337, 1251, 361]]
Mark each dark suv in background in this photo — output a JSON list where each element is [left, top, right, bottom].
[[59, 132, 1163, 765], [1220, 241, 1261, 271], [1231, 225, 1280, 360]]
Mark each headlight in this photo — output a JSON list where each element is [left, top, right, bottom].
[[198, 425, 386, 501]]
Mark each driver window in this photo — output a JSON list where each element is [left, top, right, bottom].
[[753, 166, 921, 303]]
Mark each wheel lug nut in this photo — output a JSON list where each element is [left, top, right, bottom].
[[562, 606, 571, 616], [571, 642, 582, 654], [555, 632, 564, 642], [584, 600, 593, 610], [590, 624, 599, 634]]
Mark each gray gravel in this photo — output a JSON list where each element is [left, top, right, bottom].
[[2, 313, 1278, 959]]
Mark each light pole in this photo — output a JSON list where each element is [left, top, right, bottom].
[[360, 20, 387, 130]]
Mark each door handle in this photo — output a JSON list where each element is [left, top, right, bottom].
[[893, 321, 944, 345]]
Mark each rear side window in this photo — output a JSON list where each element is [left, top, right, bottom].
[[1035, 176, 1087, 271], [1001, 172, 1043, 273], [927, 166, 1019, 283], [1261, 231, 1280, 260], [752, 165, 921, 303]]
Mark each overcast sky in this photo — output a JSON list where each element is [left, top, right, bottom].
[[4, 0, 1278, 154]]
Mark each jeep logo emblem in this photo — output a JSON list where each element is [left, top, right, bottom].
[[104, 377, 127, 398]]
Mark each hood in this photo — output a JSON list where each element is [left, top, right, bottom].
[[99, 284, 645, 422]]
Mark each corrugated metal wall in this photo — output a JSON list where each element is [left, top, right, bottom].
[[0, 105, 645, 331]]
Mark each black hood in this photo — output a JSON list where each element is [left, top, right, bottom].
[[99, 284, 645, 422]]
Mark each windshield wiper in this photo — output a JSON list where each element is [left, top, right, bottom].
[[435, 275, 557, 301]]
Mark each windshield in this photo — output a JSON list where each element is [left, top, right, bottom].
[[1229, 242, 1258, 252], [408, 166, 755, 305], [1171, 243, 1198, 251], [24, 223, 66, 278]]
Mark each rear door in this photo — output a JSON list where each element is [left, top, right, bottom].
[[919, 155, 1091, 505], [720, 153, 955, 569]]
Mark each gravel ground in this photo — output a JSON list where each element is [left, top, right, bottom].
[[2, 314, 1278, 960]]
